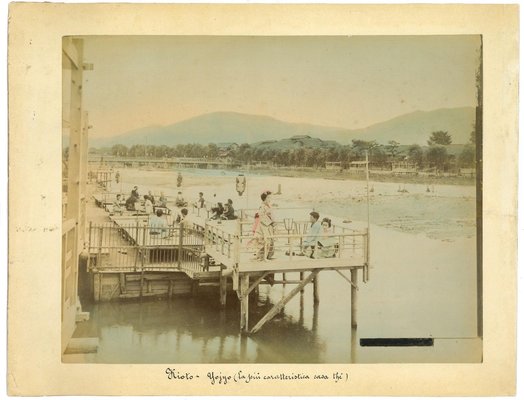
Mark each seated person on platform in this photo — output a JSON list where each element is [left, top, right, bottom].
[[158, 192, 168, 207], [148, 190, 156, 205], [131, 186, 139, 199], [175, 191, 187, 207], [300, 211, 321, 258], [179, 208, 193, 229], [211, 202, 225, 220], [144, 195, 154, 214], [112, 194, 123, 215], [317, 217, 337, 258], [194, 192, 205, 209], [125, 195, 137, 211], [224, 199, 236, 220], [149, 209, 169, 238]]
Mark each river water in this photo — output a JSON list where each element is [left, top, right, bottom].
[[70, 168, 481, 363]]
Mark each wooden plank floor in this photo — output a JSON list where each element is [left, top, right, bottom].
[[237, 255, 366, 273]]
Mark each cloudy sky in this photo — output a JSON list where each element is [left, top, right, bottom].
[[78, 35, 481, 139]]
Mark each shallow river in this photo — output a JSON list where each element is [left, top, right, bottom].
[[70, 168, 480, 363]]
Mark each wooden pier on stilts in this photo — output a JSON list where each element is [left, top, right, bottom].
[[204, 218, 369, 334], [86, 198, 370, 334]]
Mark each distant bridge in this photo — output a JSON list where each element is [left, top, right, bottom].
[[88, 155, 242, 169]]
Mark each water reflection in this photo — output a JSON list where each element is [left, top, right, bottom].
[[74, 288, 328, 363], [70, 222, 481, 364]]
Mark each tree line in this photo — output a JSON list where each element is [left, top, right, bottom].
[[97, 130, 475, 172]]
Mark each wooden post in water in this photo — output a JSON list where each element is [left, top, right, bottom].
[[351, 268, 358, 328], [93, 273, 101, 302], [139, 223, 146, 298], [119, 273, 126, 295], [239, 274, 250, 334], [219, 270, 227, 308], [168, 280, 173, 299], [313, 274, 320, 304], [300, 272, 304, 293], [178, 224, 183, 269]]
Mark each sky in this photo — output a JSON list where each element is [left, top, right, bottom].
[[76, 35, 481, 139]]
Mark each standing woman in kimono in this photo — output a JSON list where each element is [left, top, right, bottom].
[[254, 190, 275, 261]]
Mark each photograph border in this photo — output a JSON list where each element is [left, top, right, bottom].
[[7, 3, 518, 396]]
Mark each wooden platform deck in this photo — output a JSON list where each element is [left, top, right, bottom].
[[236, 256, 366, 273], [86, 190, 370, 333]]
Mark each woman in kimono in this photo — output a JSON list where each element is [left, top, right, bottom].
[[254, 190, 275, 261], [317, 218, 337, 258]]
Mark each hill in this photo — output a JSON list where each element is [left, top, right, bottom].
[[88, 107, 475, 148], [345, 107, 475, 145]]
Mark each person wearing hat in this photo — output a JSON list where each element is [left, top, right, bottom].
[[131, 186, 139, 200]]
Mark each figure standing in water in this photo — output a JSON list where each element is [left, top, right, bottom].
[[177, 172, 183, 187]]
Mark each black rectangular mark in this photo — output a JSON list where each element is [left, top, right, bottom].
[[360, 338, 434, 347]]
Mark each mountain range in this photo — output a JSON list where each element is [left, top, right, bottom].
[[87, 107, 475, 148]]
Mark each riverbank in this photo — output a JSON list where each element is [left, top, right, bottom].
[[239, 167, 476, 186]]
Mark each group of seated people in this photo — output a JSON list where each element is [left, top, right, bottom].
[[113, 187, 338, 259], [210, 198, 236, 220], [148, 208, 193, 238], [299, 211, 338, 259], [117, 186, 169, 214]]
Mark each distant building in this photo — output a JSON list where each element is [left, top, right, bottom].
[[325, 161, 342, 170], [217, 142, 239, 157], [391, 161, 418, 176], [348, 160, 368, 174], [459, 168, 476, 178]]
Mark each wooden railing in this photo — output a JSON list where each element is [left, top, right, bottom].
[[204, 219, 369, 267], [87, 222, 205, 273]]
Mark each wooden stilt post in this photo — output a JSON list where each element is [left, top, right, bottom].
[[351, 268, 358, 328], [250, 270, 319, 334], [119, 273, 126, 294], [219, 271, 227, 308], [300, 271, 304, 293], [313, 274, 320, 304], [350, 327, 357, 363], [312, 303, 319, 333], [240, 274, 250, 334], [93, 273, 100, 302], [240, 334, 248, 362], [299, 292, 305, 326], [178, 225, 183, 269], [139, 272, 145, 299]]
